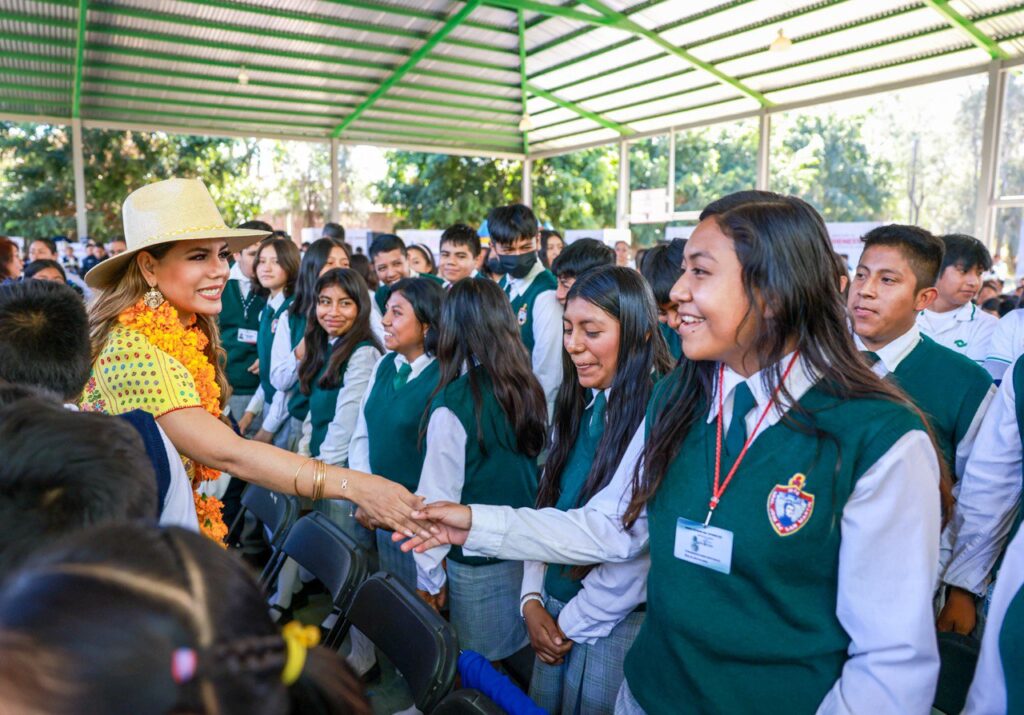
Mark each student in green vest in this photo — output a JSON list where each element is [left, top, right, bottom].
[[242, 237, 300, 448], [549, 238, 615, 307], [638, 240, 686, 363], [351, 277, 445, 589], [415, 277, 547, 662], [264, 237, 351, 450], [369, 234, 444, 314], [526, 266, 672, 714], [487, 204, 563, 417], [439, 223, 481, 288], [400, 193, 943, 714]]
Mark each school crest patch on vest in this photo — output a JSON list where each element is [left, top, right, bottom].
[[955, 339, 967, 348], [517, 304, 528, 326], [767, 473, 814, 536]]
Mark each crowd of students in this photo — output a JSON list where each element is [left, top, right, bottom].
[[0, 179, 1023, 715]]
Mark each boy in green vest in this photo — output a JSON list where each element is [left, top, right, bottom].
[[438, 223, 481, 288], [486, 204, 563, 416], [368, 233, 443, 314]]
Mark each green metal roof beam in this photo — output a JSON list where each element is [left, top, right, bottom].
[[71, 0, 87, 118], [482, 0, 614, 26], [518, 9, 529, 155], [524, 82, 634, 134], [334, 0, 483, 137], [920, 0, 1010, 60], [575, 0, 772, 106], [320, 0, 516, 37]]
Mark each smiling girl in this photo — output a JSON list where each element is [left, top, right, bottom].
[[401, 193, 943, 714]]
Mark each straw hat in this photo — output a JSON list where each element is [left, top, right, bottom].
[[85, 178, 270, 288]]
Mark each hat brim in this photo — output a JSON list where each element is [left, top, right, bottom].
[[85, 228, 270, 289]]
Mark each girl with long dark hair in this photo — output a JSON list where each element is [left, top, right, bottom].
[[400, 193, 943, 714], [525, 266, 671, 714], [414, 277, 547, 661]]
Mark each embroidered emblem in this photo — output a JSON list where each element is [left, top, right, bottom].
[[767, 473, 815, 536], [955, 339, 967, 348], [517, 304, 528, 326]]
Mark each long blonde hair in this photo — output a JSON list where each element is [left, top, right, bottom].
[[88, 246, 231, 409]]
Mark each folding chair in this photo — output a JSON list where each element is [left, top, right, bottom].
[[932, 630, 981, 715], [431, 689, 505, 715], [225, 485, 299, 580], [262, 512, 370, 645], [338, 572, 459, 713]]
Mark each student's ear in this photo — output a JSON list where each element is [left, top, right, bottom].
[[914, 286, 939, 312]]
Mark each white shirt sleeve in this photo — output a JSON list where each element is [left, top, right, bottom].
[[954, 384, 996, 478], [963, 526, 1024, 714], [520, 560, 546, 614], [944, 373, 1023, 596], [463, 422, 647, 565], [369, 298, 386, 345], [269, 310, 299, 393], [530, 289, 564, 420], [297, 413, 312, 457], [414, 407, 467, 595], [816, 430, 941, 715], [969, 316, 999, 372], [244, 385, 265, 417], [983, 311, 1024, 383], [558, 555, 649, 645], [347, 354, 384, 474], [260, 385, 290, 435], [317, 346, 380, 467], [155, 424, 200, 532]]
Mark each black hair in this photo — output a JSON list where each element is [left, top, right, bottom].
[[251, 238, 301, 301], [938, 233, 992, 274], [698, 190, 786, 221], [0, 394, 157, 574], [299, 269, 382, 395], [29, 237, 58, 256], [627, 193, 949, 527], [539, 229, 564, 268], [348, 253, 378, 292], [238, 220, 274, 233], [550, 238, 615, 279], [986, 295, 1019, 317], [486, 204, 538, 247], [368, 234, 407, 262], [0, 524, 370, 714], [639, 240, 686, 305], [322, 222, 345, 241], [406, 244, 437, 275], [24, 259, 67, 282], [0, 281, 91, 401], [292, 238, 350, 320], [861, 224, 944, 291], [429, 278, 547, 457], [386, 277, 444, 356], [540, 266, 672, 518], [440, 224, 481, 257]]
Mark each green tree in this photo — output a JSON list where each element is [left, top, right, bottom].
[[531, 145, 618, 229], [675, 122, 759, 211], [0, 123, 76, 238]]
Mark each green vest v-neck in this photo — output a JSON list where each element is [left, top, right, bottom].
[[307, 340, 377, 459], [503, 270, 557, 353], [257, 295, 293, 404], [220, 279, 265, 394]]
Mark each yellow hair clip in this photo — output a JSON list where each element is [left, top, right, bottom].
[[280, 620, 321, 685]]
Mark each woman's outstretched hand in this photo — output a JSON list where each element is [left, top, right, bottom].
[[392, 501, 472, 552], [352, 476, 430, 539]]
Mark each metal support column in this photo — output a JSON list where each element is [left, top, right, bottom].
[[329, 138, 340, 222], [71, 118, 87, 240], [976, 62, 1005, 245], [756, 110, 771, 191], [667, 128, 676, 217], [616, 139, 629, 230], [522, 157, 532, 207]]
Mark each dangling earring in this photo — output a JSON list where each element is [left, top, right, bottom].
[[143, 285, 165, 309]]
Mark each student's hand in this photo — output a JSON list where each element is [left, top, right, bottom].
[[524, 600, 572, 664], [237, 412, 254, 435], [394, 502, 472, 553], [937, 586, 977, 635], [294, 339, 306, 361], [416, 587, 445, 613], [349, 474, 429, 539], [251, 428, 274, 444], [247, 358, 260, 375], [354, 506, 379, 531]]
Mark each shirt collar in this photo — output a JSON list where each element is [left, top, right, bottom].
[[267, 291, 285, 310], [394, 351, 435, 377], [585, 386, 611, 410], [854, 324, 920, 374], [706, 352, 821, 432]]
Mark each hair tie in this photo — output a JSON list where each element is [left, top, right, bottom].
[[280, 621, 321, 685], [171, 648, 198, 684]]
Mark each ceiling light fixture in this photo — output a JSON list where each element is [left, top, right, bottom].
[[518, 113, 534, 132], [238, 66, 250, 85], [769, 28, 793, 52]]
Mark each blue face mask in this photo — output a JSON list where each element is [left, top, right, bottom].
[[488, 250, 537, 279]]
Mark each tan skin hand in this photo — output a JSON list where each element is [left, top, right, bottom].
[[354, 506, 380, 531], [237, 412, 254, 434], [393, 501, 472, 553], [251, 428, 274, 444], [247, 358, 260, 375], [937, 587, 977, 635], [523, 600, 572, 665], [416, 585, 448, 613]]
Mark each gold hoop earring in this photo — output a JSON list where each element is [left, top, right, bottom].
[[143, 286, 165, 309]]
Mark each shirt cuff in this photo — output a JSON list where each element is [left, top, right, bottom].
[[463, 504, 511, 558]]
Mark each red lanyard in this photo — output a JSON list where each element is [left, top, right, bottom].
[[705, 352, 801, 527]]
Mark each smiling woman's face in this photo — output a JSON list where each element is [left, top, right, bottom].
[[138, 239, 232, 322]]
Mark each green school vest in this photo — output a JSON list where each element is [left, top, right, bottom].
[[431, 367, 538, 565], [308, 340, 377, 459], [624, 371, 925, 714], [286, 311, 310, 421], [220, 279, 266, 395], [885, 334, 992, 477], [363, 353, 440, 491], [1007, 357, 1024, 547], [543, 397, 604, 603], [503, 270, 557, 353], [257, 295, 294, 404], [659, 321, 682, 362], [1000, 581, 1024, 713]]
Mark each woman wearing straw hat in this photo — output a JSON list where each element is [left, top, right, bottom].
[[79, 178, 426, 542]]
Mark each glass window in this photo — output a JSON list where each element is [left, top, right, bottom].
[[994, 206, 1024, 276], [674, 119, 758, 212], [997, 70, 1024, 198]]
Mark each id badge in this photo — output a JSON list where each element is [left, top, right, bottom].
[[237, 328, 258, 345], [674, 517, 733, 574]]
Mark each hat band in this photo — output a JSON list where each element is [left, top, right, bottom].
[[141, 223, 229, 246]]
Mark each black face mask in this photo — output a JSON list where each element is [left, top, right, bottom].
[[488, 250, 537, 279]]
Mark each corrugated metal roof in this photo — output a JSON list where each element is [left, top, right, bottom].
[[1, 0, 1022, 156]]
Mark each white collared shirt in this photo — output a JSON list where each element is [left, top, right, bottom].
[[854, 324, 922, 377], [465, 355, 941, 714], [244, 291, 291, 433], [984, 308, 1024, 382], [228, 260, 253, 298], [917, 302, 997, 372], [504, 260, 563, 419]]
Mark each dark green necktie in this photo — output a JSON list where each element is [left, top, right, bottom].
[[725, 382, 756, 456], [589, 390, 607, 441], [393, 362, 412, 390], [861, 351, 881, 366]]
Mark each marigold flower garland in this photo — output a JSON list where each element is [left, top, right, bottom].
[[118, 299, 228, 545]]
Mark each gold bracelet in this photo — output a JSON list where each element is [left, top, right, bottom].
[[312, 460, 326, 502], [293, 458, 315, 498]]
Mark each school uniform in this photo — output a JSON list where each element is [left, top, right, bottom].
[[658, 322, 682, 362], [917, 302, 998, 374], [500, 260, 563, 418], [349, 351, 440, 590], [462, 356, 941, 714], [984, 307, 1024, 382], [443, 269, 480, 290], [266, 302, 309, 451], [415, 366, 538, 660], [523, 388, 649, 714], [219, 262, 266, 431], [244, 292, 293, 446], [963, 525, 1024, 714]]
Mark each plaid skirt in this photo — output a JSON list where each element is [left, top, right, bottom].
[[529, 595, 645, 715], [447, 559, 528, 661], [614, 679, 647, 715]]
